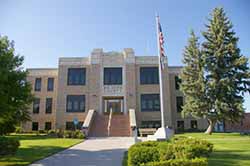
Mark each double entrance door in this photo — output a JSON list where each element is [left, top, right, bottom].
[[104, 97, 123, 114]]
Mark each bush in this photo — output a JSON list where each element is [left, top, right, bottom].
[[47, 130, 56, 136], [56, 129, 64, 138], [0, 136, 20, 156], [15, 126, 22, 133], [140, 158, 208, 166], [128, 146, 159, 166], [173, 138, 213, 159]]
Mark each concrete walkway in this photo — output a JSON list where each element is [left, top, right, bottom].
[[30, 137, 135, 166]]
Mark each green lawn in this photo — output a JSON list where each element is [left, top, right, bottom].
[[0, 134, 83, 166], [177, 133, 250, 166]]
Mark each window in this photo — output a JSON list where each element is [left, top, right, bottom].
[[32, 122, 39, 131], [177, 121, 184, 131], [65, 121, 83, 130], [46, 98, 52, 114], [191, 120, 198, 129], [140, 67, 159, 84], [34, 78, 41, 91], [175, 76, 182, 90], [66, 95, 85, 112], [47, 77, 54, 91], [141, 121, 161, 128], [176, 96, 183, 112], [104, 68, 122, 85], [33, 98, 40, 114], [141, 94, 160, 112], [45, 122, 52, 130], [67, 68, 86, 85]]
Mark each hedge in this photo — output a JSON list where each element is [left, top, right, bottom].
[[140, 158, 208, 166], [0, 136, 20, 156]]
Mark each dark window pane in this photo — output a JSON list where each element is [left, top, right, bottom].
[[45, 122, 52, 130], [175, 76, 182, 90], [32, 122, 39, 131], [191, 120, 198, 129], [176, 96, 184, 112], [66, 95, 85, 112], [104, 68, 122, 85], [47, 78, 54, 91], [35, 78, 41, 91], [46, 98, 52, 114], [33, 98, 40, 114], [66, 121, 83, 130], [141, 94, 160, 112], [177, 121, 184, 131], [140, 67, 159, 84], [67, 68, 86, 85]]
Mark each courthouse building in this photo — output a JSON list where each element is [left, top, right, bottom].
[[22, 48, 208, 136]]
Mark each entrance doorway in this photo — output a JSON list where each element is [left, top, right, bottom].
[[103, 97, 124, 114]]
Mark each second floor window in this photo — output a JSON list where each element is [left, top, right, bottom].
[[46, 98, 53, 114], [34, 78, 41, 91], [140, 67, 159, 84], [141, 94, 160, 112], [176, 96, 184, 112], [175, 76, 182, 90], [47, 78, 54, 91], [68, 68, 86, 85], [66, 95, 85, 112], [33, 98, 40, 114], [104, 68, 122, 85]]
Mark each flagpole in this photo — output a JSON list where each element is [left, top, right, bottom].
[[156, 15, 165, 128]]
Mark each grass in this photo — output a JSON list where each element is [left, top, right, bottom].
[[0, 134, 83, 166], [177, 133, 250, 166]]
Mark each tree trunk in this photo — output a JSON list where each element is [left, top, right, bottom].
[[205, 119, 215, 135]]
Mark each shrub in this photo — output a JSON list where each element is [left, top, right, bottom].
[[173, 138, 213, 159], [140, 158, 208, 166], [15, 126, 22, 133], [56, 129, 64, 138], [132, 141, 160, 148], [74, 130, 85, 139], [47, 130, 56, 136], [0, 136, 20, 156], [128, 146, 159, 166], [158, 143, 175, 161]]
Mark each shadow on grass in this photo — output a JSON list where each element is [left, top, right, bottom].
[[0, 145, 66, 166], [208, 150, 250, 166]]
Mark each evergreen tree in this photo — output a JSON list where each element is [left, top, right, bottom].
[[0, 35, 33, 135], [180, 31, 208, 126], [181, 8, 250, 134]]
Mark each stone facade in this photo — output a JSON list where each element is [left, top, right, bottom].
[[22, 48, 208, 132]]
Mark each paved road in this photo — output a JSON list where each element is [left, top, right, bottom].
[[30, 137, 135, 166]]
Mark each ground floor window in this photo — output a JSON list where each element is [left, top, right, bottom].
[[141, 120, 161, 128], [65, 121, 84, 130], [32, 122, 39, 131], [177, 120, 184, 131], [191, 120, 198, 129], [45, 122, 52, 130], [141, 94, 160, 112]]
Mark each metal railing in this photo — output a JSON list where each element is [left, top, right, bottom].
[[107, 108, 113, 136]]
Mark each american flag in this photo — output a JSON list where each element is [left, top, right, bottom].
[[157, 16, 166, 70]]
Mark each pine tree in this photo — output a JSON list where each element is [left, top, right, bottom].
[[181, 8, 250, 134], [201, 7, 250, 134], [180, 31, 208, 125]]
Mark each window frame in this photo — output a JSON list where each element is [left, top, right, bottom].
[[47, 77, 54, 91], [32, 122, 39, 131], [33, 98, 40, 114], [65, 121, 83, 130], [45, 98, 53, 114], [141, 94, 160, 112], [103, 67, 123, 85], [177, 120, 184, 131], [66, 95, 85, 112], [176, 96, 184, 113], [45, 122, 52, 130], [191, 120, 198, 129], [175, 76, 182, 90], [140, 67, 159, 85], [34, 78, 41, 91], [67, 68, 86, 86]]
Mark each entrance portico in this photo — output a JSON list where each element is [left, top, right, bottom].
[[103, 97, 124, 114]]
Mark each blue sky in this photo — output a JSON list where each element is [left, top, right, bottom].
[[1, 0, 249, 112]]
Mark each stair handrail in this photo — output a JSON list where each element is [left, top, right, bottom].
[[107, 108, 113, 136], [82, 109, 95, 137]]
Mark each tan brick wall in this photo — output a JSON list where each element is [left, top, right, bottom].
[[22, 69, 57, 131], [168, 69, 208, 130]]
